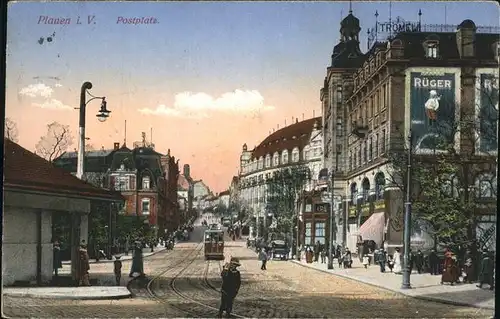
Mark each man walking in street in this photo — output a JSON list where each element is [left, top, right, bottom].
[[428, 249, 439, 275], [218, 257, 241, 318], [258, 248, 267, 270], [477, 250, 494, 290]]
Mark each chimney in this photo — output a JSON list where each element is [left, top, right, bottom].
[[456, 20, 477, 58], [114, 142, 120, 150], [183, 164, 190, 178]]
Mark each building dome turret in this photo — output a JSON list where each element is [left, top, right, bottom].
[[242, 143, 248, 151], [340, 11, 361, 42]]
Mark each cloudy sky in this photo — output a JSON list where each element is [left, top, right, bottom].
[[6, 1, 499, 192]]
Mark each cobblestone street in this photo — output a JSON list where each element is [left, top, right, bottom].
[[3, 236, 493, 318]]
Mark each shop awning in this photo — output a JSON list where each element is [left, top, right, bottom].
[[358, 212, 385, 246]]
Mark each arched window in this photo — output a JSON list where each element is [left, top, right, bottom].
[[292, 147, 300, 162], [282, 150, 289, 164], [476, 173, 497, 198], [258, 157, 264, 169], [362, 178, 370, 201], [273, 152, 279, 166], [265, 154, 271, 168], [142, 175, 150, 189], [374, 172, 385, 200], [350, 183, 358, 203]]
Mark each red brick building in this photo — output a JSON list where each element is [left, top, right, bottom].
[[109, 145, 180, 236]]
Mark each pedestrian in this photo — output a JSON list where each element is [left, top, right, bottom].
[[378, 249, 387, 273], [362, 254, 369, 269], [314, 241, 321, 262], [218, 257, 242, 318], [415, 250, 424, 274], [387, 254, 394, 272], [441, 250, 457, 285], [258, 248, 268, 270], [114, 256, 122, 286], [428, 249, 439, 275], [463, 249, 474, 284], [53, 241, 62, 277], [79, 242, 91, 286], [393, 248, 402, 274], [320, 247, 326, 264], [129, 241, 144, 278], [343, 248, 352, 268], [477, 251, 494, 290]]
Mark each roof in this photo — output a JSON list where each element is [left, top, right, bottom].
[[178, 174, 190, 190], [59, 149, 114, 158], [53, 149, 117, 173], [391, 31, 499, 60], [4, 139, 123, 201], [219, 190, 230, 196], [251, 117, 321, 160]]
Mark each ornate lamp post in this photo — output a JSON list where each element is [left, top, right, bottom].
[[401, 131, 413, 289], [76, 82, 111, 180]]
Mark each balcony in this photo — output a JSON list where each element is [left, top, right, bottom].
[[352, 120, 369, 138]]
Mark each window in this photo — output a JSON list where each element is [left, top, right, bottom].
[[258, 157, 264, 169], [304, 149, 310, 161], [363, 141, 367, 164], [375, 134, 379, 158], [273, 153, 279, 166], [115, 176, 129, 191], [315, 222, 326, 244], [368, 137, 373, 161], [425, 41, 439, 58], [349, 151, 353, 170], [142, 198, 151, 215], [381, 130, 386, 153], [382, 85, 387, 108], [292, 148, 300, 162], [142, 176, 150, 189], [282, 150, 289, 164], [305, 222, 312, 246], [357, 147, 361, 167], [265, 155, 271, 167]]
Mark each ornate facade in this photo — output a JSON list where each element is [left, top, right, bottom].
[[237, 117, 323, 237], [321, 13, 499, 252]]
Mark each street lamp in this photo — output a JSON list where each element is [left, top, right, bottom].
[[402, 130, 413, 289], [76, 81, 110, 180], [328, 170, 336, 270]]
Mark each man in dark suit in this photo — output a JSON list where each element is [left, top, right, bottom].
[[218, 257, 242, 318]]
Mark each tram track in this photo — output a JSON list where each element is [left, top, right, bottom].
[[140, 241, 246, 318]]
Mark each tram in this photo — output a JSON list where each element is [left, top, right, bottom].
[[204, 229, 225, 260]]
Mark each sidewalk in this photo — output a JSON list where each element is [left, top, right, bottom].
[[61, 246, 167, 265], [291, 258, 495, 310], [3, 246, 168, 300]]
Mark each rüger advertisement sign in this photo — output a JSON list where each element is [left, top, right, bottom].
[[477, 72, 499, 153], [408, 71, 458, 154]]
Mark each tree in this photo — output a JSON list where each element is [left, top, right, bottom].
[[386, 79, 497, 256], [35, 122, 73, 162], [5, 117, 19, 143], [265, 165, 311, 240]]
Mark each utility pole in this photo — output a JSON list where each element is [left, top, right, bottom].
[[328, 169, 336, 270], [401, 130, 413, 289]]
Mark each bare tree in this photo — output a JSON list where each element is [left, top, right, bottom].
[[5, 118, 19, 143], [35, 122, 74, 162]]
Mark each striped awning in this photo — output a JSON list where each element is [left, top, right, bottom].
[[359, 212, 385, 246]]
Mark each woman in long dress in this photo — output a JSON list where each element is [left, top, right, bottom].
[[393, 248, 402, 274]]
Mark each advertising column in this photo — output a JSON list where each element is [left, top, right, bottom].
[[409, 71, 458, 154]]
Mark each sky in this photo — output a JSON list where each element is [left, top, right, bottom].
[[5, 1, 499, 192]]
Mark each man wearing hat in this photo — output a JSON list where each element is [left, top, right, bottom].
[[218, 257, 241, 318]]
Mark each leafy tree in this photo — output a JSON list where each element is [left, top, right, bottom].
[[35, 121, 73, 162], [386, 80, 497, 258], [5, 117, 19, 143], [265, 165, 311, 240]]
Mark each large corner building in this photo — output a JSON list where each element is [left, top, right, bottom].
[[320, 12, 498, 252]]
